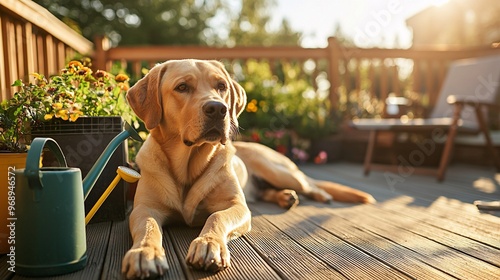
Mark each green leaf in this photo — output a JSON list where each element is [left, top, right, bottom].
[[11, 80, 23, 87]]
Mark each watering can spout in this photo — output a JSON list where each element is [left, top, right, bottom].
[[82, 122, 142, 198]]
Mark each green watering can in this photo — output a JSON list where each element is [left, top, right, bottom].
[[14, 122, 142, 277]]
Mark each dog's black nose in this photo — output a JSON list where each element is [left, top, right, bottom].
[[203, 101, 227, 119]]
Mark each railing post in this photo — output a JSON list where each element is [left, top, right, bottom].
[[93, 35, 108, 71], [327, 37, 341, 112], [22, 22, 35, 82]]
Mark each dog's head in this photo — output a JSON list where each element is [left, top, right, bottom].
[[127, 59, 247, 147]]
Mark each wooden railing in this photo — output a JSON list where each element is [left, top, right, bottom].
[[95, 36, 500, 114], [0, 0, 93, 100], [332, 44, 500, 112], [1, 0, 498, 115]]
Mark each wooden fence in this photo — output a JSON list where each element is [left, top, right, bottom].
[[0, 0, 93, 100]]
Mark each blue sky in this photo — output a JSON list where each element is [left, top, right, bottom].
[[268, 0, 449, 48]]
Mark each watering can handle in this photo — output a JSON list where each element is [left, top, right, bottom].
[[24, 138, 68, 189]]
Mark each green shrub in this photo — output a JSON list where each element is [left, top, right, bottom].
[[236, 59, 336, 144]]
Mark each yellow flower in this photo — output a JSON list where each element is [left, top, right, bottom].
[[69, 113, 80, 122], [44, 114, 53, 120], [56, 109, 69, 121], [30, 73, 44, 81], [52, 103, 63, 110], [115, 74, 129, 83]]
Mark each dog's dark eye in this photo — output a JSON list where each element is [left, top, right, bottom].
[[175, 83, 189, 93], [217, 82, 227, 92]]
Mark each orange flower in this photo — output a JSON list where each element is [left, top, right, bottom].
[[68, 61, 83, 69], [115, 74, 129, 83], [246, 99, 258, 112], [118, 82, 129, 91]]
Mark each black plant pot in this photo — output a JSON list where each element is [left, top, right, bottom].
[[31, 117, 129, 223]]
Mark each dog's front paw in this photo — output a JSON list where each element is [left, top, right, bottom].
[[186, 236, 230, 272], [122, 246, 169, 279]]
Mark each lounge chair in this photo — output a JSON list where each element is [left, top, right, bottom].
[[350, 54, 500, 181]]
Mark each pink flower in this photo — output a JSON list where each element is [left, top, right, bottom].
[[292, 148, 309, 162], [314, 151, 328, 164]]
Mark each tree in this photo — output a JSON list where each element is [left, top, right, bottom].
[[34, 0, 302, 47], [34, 0, 224, 46], [226, 0, 301, 46]]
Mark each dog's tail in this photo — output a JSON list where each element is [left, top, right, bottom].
[[312, 179, 376, 204]]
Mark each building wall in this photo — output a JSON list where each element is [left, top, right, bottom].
[[406, 0, 500, 47]]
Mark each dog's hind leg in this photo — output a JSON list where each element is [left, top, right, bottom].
[[251, 158, 334, 204], [260, 188, 299, 209], [312, 179, 376, 204], [235, 142, 333, 203]]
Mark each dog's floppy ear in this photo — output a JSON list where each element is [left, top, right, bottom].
[[127, 63, 167, 130], [229, 80, 247, 121], [209, 60, 247, 123]]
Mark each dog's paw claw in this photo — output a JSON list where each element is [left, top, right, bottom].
[[186, 236, 230, 272], [122, 246, 169, 279]]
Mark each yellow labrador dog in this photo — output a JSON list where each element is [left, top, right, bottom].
[[122, 59, 375, 279]]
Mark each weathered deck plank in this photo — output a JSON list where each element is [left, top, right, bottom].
[[292, 205, 454, 279], [166, 225, 280, 279], [362, 205, 499, 266], [102, 219, 189, 280], [100, 220, 131, 280], [250, 204, 412, 279], [331, 206, 500, 279], [378, 197, 500, 248], [243, 215, 345, 280]]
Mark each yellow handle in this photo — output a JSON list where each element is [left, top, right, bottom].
[[85, 166, 140, 225], [85, 174, 121, 225]]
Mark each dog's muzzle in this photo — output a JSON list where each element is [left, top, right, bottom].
[[183, 101, 229, 147]]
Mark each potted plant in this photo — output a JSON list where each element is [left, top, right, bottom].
[[1, 59, 138, 224], [1, 59, 135, 151]]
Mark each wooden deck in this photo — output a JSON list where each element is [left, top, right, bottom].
[[2, 162, 500, 279]]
